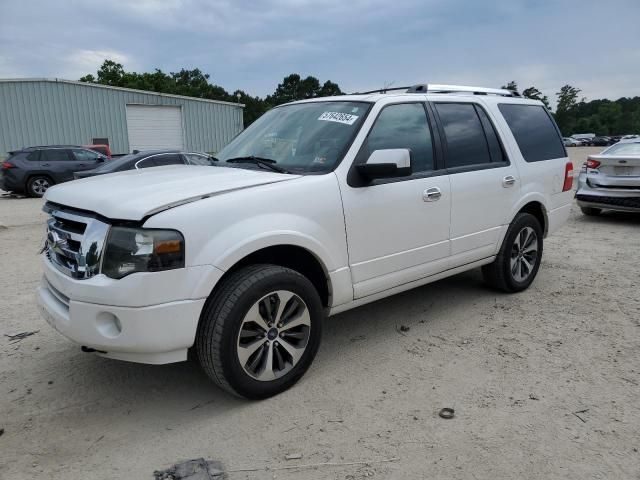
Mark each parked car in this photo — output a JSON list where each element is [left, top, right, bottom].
[[84, 144, 112, 158], [0, 145, 107, 197], [563, 137, 581, 147], [590, 136, 612, 147], [37, 84, 573, 399], [576, 139, 640, 215], [73, 150, 216, 179]]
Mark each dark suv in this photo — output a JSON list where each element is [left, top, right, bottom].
[[1, 146, 107, 197]]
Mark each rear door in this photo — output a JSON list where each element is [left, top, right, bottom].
[[433, 101, 520, 263], [39, 149, 77, 183]]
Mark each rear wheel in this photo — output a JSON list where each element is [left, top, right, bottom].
[[196, 264, 323, 399], [482, 213, 543, 293], [26, 176, 53, 198], [580, 206, 602, 216]]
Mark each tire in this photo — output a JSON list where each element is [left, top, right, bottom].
[[482, 213, 543, 293], [196, 264, 323, 399], [26, 176, 53, 198], [580, 206, 602, 216]]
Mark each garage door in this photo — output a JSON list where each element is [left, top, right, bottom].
[[126, 105, 184, 152]]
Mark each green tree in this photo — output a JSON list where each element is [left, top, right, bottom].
[[522, 86, 550, 110], [555, 84, 582, 134], [501, 81, 519, 93]]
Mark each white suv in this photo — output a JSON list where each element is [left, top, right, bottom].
[[37, 84, 573, 398]]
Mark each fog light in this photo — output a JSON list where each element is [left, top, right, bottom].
[[96, 312, 122, 338]]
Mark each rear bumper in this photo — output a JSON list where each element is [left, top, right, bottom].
[[576, 172, 640, 212], [0, 171, 25, 192]]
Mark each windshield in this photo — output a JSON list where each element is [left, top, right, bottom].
[[216, 101, 370, 174], [603, 142, 640, 155]]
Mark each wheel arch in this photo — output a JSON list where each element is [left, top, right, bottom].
[[511, 195, 549, 237], [214, 244, 332, 308], [25, 173, 55, 191]]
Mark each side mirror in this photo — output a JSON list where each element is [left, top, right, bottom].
[[356, 149, 412, 180]]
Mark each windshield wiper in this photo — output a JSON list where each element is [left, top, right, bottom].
[[225, 156, 291, 174]]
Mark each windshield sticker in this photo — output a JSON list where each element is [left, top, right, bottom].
[[318, 112, 359, 125]]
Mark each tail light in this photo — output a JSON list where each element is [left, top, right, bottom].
[[1, 161, 15, 170], [586, 158, 601, 169], [562, 161, 574, 192]]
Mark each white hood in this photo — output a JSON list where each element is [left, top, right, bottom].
[[44, 165, 300, 220]]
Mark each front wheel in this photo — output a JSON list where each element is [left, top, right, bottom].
[[482, 213, 543, 293], [196, 264, 323, 399]]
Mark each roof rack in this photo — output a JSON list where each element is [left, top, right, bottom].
[[353, 84, 520, 97]]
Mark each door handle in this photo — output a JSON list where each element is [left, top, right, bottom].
[[423, 187, 442, 202], [502, 175, 516, 187], [41, 163, 50, 167]]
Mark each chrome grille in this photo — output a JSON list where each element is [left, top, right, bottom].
[[43, 204, 111, 279]]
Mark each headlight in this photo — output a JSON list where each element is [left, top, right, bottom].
[[101, 227, 185, 279]]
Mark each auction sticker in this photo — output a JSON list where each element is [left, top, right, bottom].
[[318, 112, 359, 125]]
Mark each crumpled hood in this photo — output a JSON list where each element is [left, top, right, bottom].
[[44, 165, 300, 220]]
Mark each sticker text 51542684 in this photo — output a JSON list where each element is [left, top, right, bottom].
[[318, 112, 359, 125]]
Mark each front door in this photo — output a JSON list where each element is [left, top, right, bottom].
[[339, 102, 451, 299], [71, 148, 105, 173]]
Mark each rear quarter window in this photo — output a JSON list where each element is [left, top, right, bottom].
[[498, 104, 566, 162]]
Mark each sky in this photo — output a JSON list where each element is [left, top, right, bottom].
[[1, 0, 639, 107]]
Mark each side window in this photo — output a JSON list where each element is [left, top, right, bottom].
[[498, 104, 566, 162], [475, 106, 505, 163], [153, 154, 184, 166], [360, 103, 434, 173], [27, 151, 40, 162], [185, 153, 213, 166], [42, 150, 71, 162], [136, 157, 155, 169], [435, 103, 491, 168], [72, 149, 101, 162]]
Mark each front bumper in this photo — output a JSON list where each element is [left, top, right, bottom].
[[576, 172, 640, 212], [37, 254, 224, 364]]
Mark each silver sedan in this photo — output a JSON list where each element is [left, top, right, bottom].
[[576, 139, 640, 215]]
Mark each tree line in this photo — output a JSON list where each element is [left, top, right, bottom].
[[80, 60, 341, 126], [502, 81, 640, 136], [80, 62, 640, 135]]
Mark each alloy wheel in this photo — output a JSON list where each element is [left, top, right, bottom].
[[236, 290, 311, 381], [510, 226, 538, 282], [32, 178, 50, 195]]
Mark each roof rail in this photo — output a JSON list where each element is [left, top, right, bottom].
[[351, 84, 519, 97], [353, 86, 412, 95], [407, 84, 520, 97]]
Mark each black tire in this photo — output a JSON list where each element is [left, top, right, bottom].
[[26, 176, 53, 198], [482, 213, 543, 293], [196, 264, 323, 399], [580, 206, 602, 216]]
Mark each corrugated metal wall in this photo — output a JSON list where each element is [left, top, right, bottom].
[[0, 79, 244, 156]]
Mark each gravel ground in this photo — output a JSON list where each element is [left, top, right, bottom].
[[1, 147, 639, 479]]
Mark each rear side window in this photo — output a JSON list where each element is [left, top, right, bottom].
[[359, 103, 434, 172], [435, 103, 492, 168], [498, 104, 565, 162], [42, 150, 71, 162], [153, 154, 184, 166]]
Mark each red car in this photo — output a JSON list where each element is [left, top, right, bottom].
[[83, 144, 112, 158]]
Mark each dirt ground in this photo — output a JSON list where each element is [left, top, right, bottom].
[[1, 147, 639, 479]]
